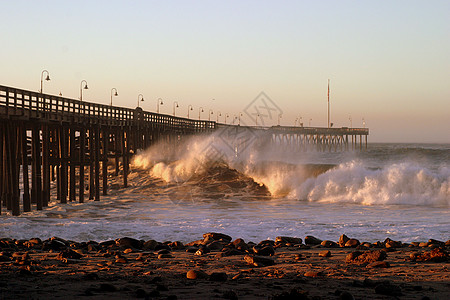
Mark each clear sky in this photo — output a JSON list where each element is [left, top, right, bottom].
[[1, 0, 449, 143]]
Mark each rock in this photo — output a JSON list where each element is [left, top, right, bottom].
[[271, 289, 309, 300], [428, 239, 444, 246], [206, 240, 226, 251], [156, 249, 171, 255], [185, 239, 203, 247], [154, 243, 171, 251], [339, 234, 350, 247], [346, 250, 387, 264], [321, 240, 338, 248], [445, 240, 450, 246], [304, 270, 322, 277], [116, 237, 142, 249], [185, 246, 199, 253], [244, 255, 275, 267], [275, 236, 302, 244], [195, 246, 210, 256], [143, 240, 158, 250], [319, 250, 331, 257], [168, 241, 184, 250], [203, 232, 232, 242], [253, 245, 275, 256], [366, 261, 390, 268], [158, 253, 173, 259], [232, 238, 249, 251], [186, 269, 208, 279], [419, 242, 429, 247], [216, 249, 244, 258], [304, 236, 322, 245], [257, 240, 275, 247], [123, 248, 133, 254], [384, 238, 401, 248], [0, 254, 11, 262], [410, 247, 449, 262], [135, 288, 147, 298], [345, 239, 360, 248], [375, 283, 402, 296], [209, 272, 228, 282], [57, 249, 83, 260]]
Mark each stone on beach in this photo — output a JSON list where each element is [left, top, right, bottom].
[[203, 232, 232, 243], [186, 269, 208, 279], [115, 237, 142, 249], [304, 236, 322, 245], [244, 255, 275, 267], [275, 236, 302, 245], [346, 250, 387, 264]]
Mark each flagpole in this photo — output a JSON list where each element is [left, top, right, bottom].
[[327, 79, 330, 128]]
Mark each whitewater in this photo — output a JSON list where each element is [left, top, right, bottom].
[[1, 130, 449, 244]]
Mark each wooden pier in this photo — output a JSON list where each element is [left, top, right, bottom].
[[1, 84, 368, 215]]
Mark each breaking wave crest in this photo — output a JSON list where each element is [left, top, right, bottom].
[[132, 132, 449, 207]]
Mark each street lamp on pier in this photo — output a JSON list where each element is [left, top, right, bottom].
[[187, 105, 193, 118], [238, 112, 243, 125], [362, 118, 366, 128], [309, 118, 312, 126], [40, 70, 50, 93], [209, 109, 213, 121], [137, 94, 144, 108], [110, 88, 118, 106], [198, 107, 204, 120], [173, 101, 179, 116], [349, 116, 352, 128], [225, 113, 230, 124], [157, 98, 163, 113], [278, 113, 282, 126], [216, 111, 221, 122], [80, 80, 89, 101], [255, 113, 260, 126]]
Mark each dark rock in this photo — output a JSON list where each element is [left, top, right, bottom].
[[57, 249, 83, 260], [168, 241, 184, 250], [203, 232, 232, 242], [232, 238, 249, 251], [156, 284, 169, 291], [206, 240, 226, 251], [157, 253, 173, 259], [410, 247, 449, 262], [115, 237, 142, 249], [319, 250, 331, 257], [321, 240, 338, 248], [257, 240, 275, 247], [244, 255, 275, 267], [156, 249, 171, 255], [99, 240, 115, 247], [375, 283, 402, 296], [186, 269, 208, 279], [143, 239, 158, 250], [253, 245, 275, 256], [216, 249, 244, 258], [346, 250, 387, 264], [304, 236, 322, 245], [0, 254, 11, 262], [209, 272, 228, 282], [154, 243, 171, 251], [339, 234, 350, 247], [384, 238, 402, 248], [275, 236, 302, 244], [185, 246, 199, 253], [345, 239, 360, 247], [428, 239, 444, 246]]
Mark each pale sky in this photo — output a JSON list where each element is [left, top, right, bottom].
[[1, 0, 449, 143]]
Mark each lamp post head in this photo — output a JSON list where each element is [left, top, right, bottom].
[[84, 83, 89, 89], [45, 74, 50, 81], [114, 91, 118, 96]]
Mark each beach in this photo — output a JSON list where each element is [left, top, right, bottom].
[[1, 234, 449, 299]]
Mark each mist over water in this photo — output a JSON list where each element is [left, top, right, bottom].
[[1, 130, 449, 243]]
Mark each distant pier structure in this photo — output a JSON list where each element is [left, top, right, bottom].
[[0, 84, 368, 215]]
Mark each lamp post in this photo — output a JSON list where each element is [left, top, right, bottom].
[[362, 118, 366, 128], [299, 116, 303, 127], [255, 113, 260, 126], [198, 107, 204, 120], [277, 113, 282, 126], [238, 112, 243, 125], [187, 105, 193, 118], [225, 113, 230, 124], [110, 88, 118, 106], [137, 94, 144, 108], [157, 98, 163, 113], [80, 80, 89, 101], [40, 70, 50, 93], [216, 111, 221, 122], [349, 116, 352, 128], [173, 101, 179, 116], [294, 118, 298, 127], [209, 109, 213, 121], [309, 118, 312, 126]]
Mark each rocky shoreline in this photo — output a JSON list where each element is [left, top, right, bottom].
[[1, 233, 449, 299]]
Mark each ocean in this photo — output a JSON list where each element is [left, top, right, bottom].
[[1, 131, 449, 244]]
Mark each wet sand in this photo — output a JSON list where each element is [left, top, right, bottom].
[[0, 235, 449, 299]]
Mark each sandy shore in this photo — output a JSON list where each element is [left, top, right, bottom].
[[0, 234, 449, 300]]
